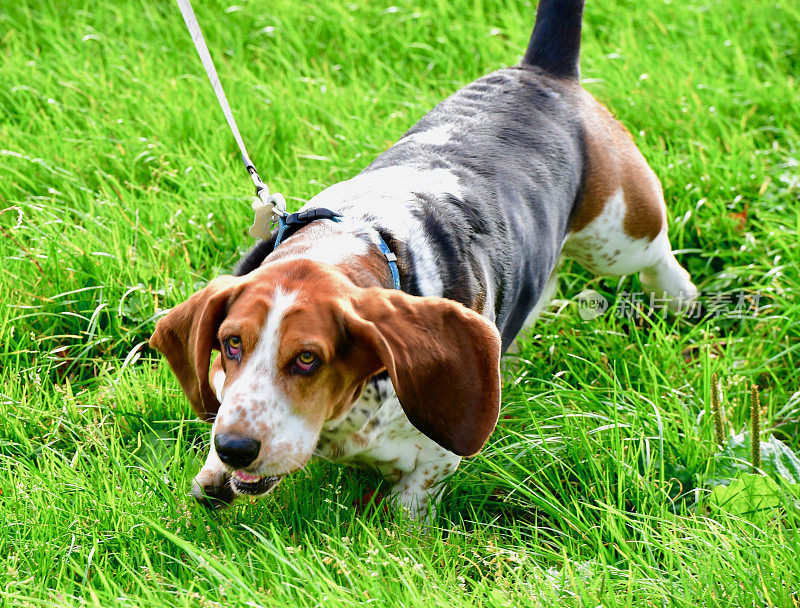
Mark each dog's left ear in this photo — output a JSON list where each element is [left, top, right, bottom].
[[346, 288, 502, 457], [149, 276, 239, 421]]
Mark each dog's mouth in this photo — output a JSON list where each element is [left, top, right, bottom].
[[230, 470, 282, 496]]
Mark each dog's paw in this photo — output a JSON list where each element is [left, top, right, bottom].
[[191, 471, 235, 509]]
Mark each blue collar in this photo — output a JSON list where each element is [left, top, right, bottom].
[[273, 208, 401, 290]]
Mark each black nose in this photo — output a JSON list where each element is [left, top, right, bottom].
[[214, 433, 261, 468]]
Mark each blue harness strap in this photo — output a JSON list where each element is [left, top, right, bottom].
[[273, 208, 401, 290], [376, 235, 401, 290]]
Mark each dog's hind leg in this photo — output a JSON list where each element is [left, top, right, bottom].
[[564, 89, 699, 313], [638, 232, 698, 312], [563, 187, 698, 314]]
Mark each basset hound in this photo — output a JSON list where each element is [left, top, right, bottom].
[[150, 0, 697, 519]]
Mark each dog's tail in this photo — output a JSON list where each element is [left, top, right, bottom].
[[521, 0, 585, 80]]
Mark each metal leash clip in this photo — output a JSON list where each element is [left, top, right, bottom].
[[248, 171, 287, 240]]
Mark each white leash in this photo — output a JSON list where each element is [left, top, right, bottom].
[[176, 0, 285, 239]]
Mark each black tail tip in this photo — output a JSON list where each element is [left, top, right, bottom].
[[521, 0, 585, 80]]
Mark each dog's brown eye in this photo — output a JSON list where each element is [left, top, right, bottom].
[[224, 336, 242, 360], [294, 352, 318, 374]]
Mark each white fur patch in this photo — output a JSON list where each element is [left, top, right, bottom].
[[212, 369, 226, 402], [308, 166, 463, 232], [307, 167, 463, 297], [563, 188, 661, 275], [403, 123, 454, 146], [275, 221, 371, 265], [476, 251, 497, 322]]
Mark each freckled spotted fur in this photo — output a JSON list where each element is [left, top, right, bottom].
[[152, 0, 698, 521], [316, 374, 461, 517]]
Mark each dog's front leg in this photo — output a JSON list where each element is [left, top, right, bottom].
[[191, 427, 234, 508], [388, 451, 461, 522]]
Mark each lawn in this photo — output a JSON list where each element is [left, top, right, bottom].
[[2, 0, 799, 605]]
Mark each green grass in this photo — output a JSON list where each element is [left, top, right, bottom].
[[2, 0, 799, 605]]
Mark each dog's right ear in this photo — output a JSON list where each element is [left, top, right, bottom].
[[149, 276, 240, 421], [345, 288, 502, 457]]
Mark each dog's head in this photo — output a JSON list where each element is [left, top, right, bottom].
[[150, 258, 501, 491]]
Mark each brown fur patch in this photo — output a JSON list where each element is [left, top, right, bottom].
[[342, 244, 395, 289], [570, 87, 665, 241]]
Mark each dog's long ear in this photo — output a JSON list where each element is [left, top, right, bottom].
[[347, 288, 502, 457], [149, 276, 239, 421]]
